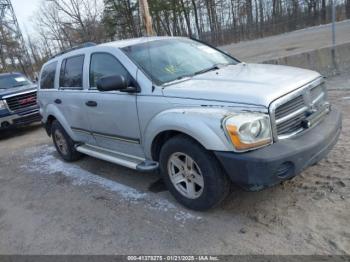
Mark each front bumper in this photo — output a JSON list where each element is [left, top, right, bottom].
[[214, 109, 342, 191], [0, 108, 41, 130]]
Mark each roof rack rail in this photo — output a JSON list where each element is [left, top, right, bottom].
[[49, 42, 97, 60]]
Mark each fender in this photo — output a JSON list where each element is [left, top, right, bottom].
[[42, 103, 78, 141], [143, 107, 238, 159]]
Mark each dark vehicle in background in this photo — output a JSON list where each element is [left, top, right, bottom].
[[0, 72, 41, 130]]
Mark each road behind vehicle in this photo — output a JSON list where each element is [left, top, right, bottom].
[[38, 37, 342, 210], [0, 72, 41, 130]]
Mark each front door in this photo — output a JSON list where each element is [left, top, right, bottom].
[[85, 52, 144, 158]]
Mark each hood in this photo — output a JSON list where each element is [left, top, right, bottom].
[[0, 84, 37, 98], [162, 63, 321, 107]]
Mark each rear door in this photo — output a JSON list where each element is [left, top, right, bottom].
[[56, 54, 96, 145]]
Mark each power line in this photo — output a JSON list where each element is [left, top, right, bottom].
[[0, 0, 33, 76]]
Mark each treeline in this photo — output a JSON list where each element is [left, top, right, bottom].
[[104, 0, 350, 45], [1, 0, 350, 76]]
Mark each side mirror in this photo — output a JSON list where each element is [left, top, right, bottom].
[[96, 75, 128, 92], [96, 75, 140, 93]]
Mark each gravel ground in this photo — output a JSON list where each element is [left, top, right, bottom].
[[0, 74, 349, 255]]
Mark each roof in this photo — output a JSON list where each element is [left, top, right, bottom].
[[100, 36, 179, 49], [45, 36, 183, 63]]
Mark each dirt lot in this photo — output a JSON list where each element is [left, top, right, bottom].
[[0, 74, 349, 255]]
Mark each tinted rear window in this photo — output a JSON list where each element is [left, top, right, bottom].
[[60, 55, 84, 89], [40, 62, 57, 89]]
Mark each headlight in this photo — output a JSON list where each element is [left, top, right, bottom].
[[223, 113, 272, 152], [0, 100, 6, 110]]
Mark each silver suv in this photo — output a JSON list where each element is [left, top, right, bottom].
[[38, 37, 342, 210]]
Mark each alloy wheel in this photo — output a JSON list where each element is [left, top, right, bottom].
[[167, 152, 204, 199]]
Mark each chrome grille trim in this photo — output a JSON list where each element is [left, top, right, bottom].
[[274, 95, 305, 119], [4, 90, 38, 112], [270, 77, 326, 141], [312, 92, 325, 105], [2, 89, 37, 99], [275, 106, 308, 125]]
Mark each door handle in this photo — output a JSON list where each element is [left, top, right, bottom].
[[86, 101, 97, 107], [54, 99, 62, 104]]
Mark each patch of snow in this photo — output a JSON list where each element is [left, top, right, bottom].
[[21, 145, 202, 223], [24, 145, 145, 201]]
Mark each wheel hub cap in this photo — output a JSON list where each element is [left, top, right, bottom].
[[167, 152, 204, 199], [54, 130, 68, 155]]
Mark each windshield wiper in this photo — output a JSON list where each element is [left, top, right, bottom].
[[194, 64, 222, 76], [174, 74, 195, 81], [164, 63, 231, 86], [12, 83, 26, 87]]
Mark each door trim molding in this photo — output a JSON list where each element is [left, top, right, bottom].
[[71, 126, 140, 144], [71, 126, 92, 135]]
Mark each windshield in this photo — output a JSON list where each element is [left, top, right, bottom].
[[0, 74, 32, 89], [122, 38, 238, 85]]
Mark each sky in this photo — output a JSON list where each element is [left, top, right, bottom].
[[11, 0, 42, 37]]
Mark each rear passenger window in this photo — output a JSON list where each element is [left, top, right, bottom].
[[40, 62, 57, 89], [89, 53, 130, 89], [60, 55, 84, 89]]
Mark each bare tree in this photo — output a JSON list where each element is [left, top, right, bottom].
[[25, 0, 349, 70], [34, 0, 105, 52]]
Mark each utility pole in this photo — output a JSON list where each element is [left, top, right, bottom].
[[0, 0, 33, 76], [331, 0, 338, 71], [332, 0, 336, 48], [139, 0, 155, 36]]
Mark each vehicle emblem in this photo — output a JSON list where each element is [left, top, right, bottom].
[[19, 96, 35, 105]]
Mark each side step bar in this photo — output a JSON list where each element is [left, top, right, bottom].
[[75, 144, 159, 172]]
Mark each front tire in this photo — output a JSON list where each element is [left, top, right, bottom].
[[51, 120, 82, 162], [159, 135, 230, 211]]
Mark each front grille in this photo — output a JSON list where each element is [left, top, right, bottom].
[[275, 95, 307, 136], [13, 113, 41, 125], [310, 83, 326, 108], [5, 91, 37, 112], [276, 111, 307, 135], [310, 84, 323, 99], [272, 80, 327, 139], [275, 95, 305, 119]]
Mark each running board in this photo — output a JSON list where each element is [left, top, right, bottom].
[[75, 144, 159, 172]]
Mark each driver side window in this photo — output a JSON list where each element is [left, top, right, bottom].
[[89, 53, 130, 89]]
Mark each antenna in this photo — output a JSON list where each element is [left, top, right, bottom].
[[0, 0, 33, 76]]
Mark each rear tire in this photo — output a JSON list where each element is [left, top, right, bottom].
[[159, 135, 230, 211], [51, 120, 82, 162]]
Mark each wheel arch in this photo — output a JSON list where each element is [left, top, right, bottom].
[[144, 108, 233, 160], [45, 115, 57, 136], [42, 104, 76, 140], [151, 130, 206, 161]]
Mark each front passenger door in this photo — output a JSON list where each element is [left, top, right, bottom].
[[85, 52, 144, 158]]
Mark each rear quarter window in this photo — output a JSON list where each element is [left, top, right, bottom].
[[40, 62, 57, 89]]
